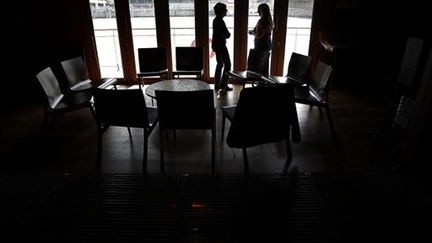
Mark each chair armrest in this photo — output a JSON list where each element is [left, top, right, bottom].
[[97, 78, 118, 89], [228, 71, 262, 81], [260, 75, 280, 84]]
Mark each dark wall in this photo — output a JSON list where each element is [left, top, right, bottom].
[[4, 0, 90, 108], [313, 0, 431, 101]]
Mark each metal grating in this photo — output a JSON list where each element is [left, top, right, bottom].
[[10, 172, 430, 242], [1, 172, 63, 232]]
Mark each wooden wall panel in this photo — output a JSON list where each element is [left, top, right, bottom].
[[195, 0, 209, 81], [114, 0, 136, 83], [154, 0, 173, 78], [271, 0, 289, 75], [234, 0, 248, 70]]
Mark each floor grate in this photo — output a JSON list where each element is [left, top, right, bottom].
[[10, 172, 431, 242]]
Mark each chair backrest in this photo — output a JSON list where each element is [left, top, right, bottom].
[[60, 56, 89, 87], [396, 37, 425, 99], [287, 52, 312, 82], [397, 37, 424, 88], [309, 60, 333, 100], [155, 89, 215, 130], [36, 67, 64, 109], [138, 47, 168, 72], [247, 49, 270, 75], [227, 85, 301, 148], [175, 46, 203, 71], [92, 89, 149, 128]]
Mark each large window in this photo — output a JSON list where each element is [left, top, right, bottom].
[[88, 0, 314, 80], [169, 0, 196, 70], [284, 0, 314, 75], [89, 0, 123, 77], [129, 0, 157, 74]]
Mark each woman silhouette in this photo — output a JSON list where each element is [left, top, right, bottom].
[[248, 3, 273, 51]]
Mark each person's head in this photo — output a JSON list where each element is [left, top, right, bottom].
[[257, 3, 272, 27], [214, 2, 227, 17], [258, 3, 271, 18]]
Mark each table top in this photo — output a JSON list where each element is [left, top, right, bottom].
[[145, 79, 211, 98]]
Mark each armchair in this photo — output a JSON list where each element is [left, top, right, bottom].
[[36, 66, 94, 134], [91, 88, 159, 172], [262, 52, 312, 86], [137, 47, 168, 87], [228, 49, 270, 88], [60, 56, 117, 94], [221, 85, 301, 172], [172, 46, 204, 79], [155, 89, 215, 173]]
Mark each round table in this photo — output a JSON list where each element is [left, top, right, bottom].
[[145, 79, 211, 98]]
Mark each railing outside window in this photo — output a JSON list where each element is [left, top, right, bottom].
[[93, 25, 311, 76], [89, 0, 313, 78]]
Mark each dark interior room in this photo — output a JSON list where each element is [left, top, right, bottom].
[[2, 0, 432, 241]]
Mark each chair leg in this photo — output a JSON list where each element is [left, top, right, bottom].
[[377, 95, 400, 140], [160, 130, 165, 173], [211, 127, 215, 174], [88, 105, 97, 123], [127, 127, 132, 136], [286, 139, 292, 162], [221, 111, 226, 139], [242, 148, 249, 173], [41, 111, 49, 135], [48, 113, 58, 126], [143, 129, 148, 173], [96, 128, 103, 169], [325, 106, 337, 138]]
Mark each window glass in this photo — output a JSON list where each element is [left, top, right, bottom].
[[284, 0, 314, 74], [129, 0, 157, 74], [169, 0, 196, 70], [89, 0, 123, 77]]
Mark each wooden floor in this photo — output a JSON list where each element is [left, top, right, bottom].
[[3, 83, 431, 243], [0, 83, 405, 175]]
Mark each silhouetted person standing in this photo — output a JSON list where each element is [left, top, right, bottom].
[[212, 2, 232, 94], [248, 3, 273, 51]]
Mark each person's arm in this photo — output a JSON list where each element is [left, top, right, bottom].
[[222, 21, 231, 39], [253, 23, 266, 39], [248, 27, 256, 35]]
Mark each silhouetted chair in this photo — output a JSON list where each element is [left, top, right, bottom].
[[172, 46, 203, 79], [378, 37, 425, 138], [60, 56, 117, 93], [228, 49, 270, 88], [221, 85, 301, 172], [262, 52, 312, 86], [91, 88, 159, 172], [155, 89, 215, 173], [293, 60, 335, 136], [137, 47, 168, 87], [36, 66, 94, 133]]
